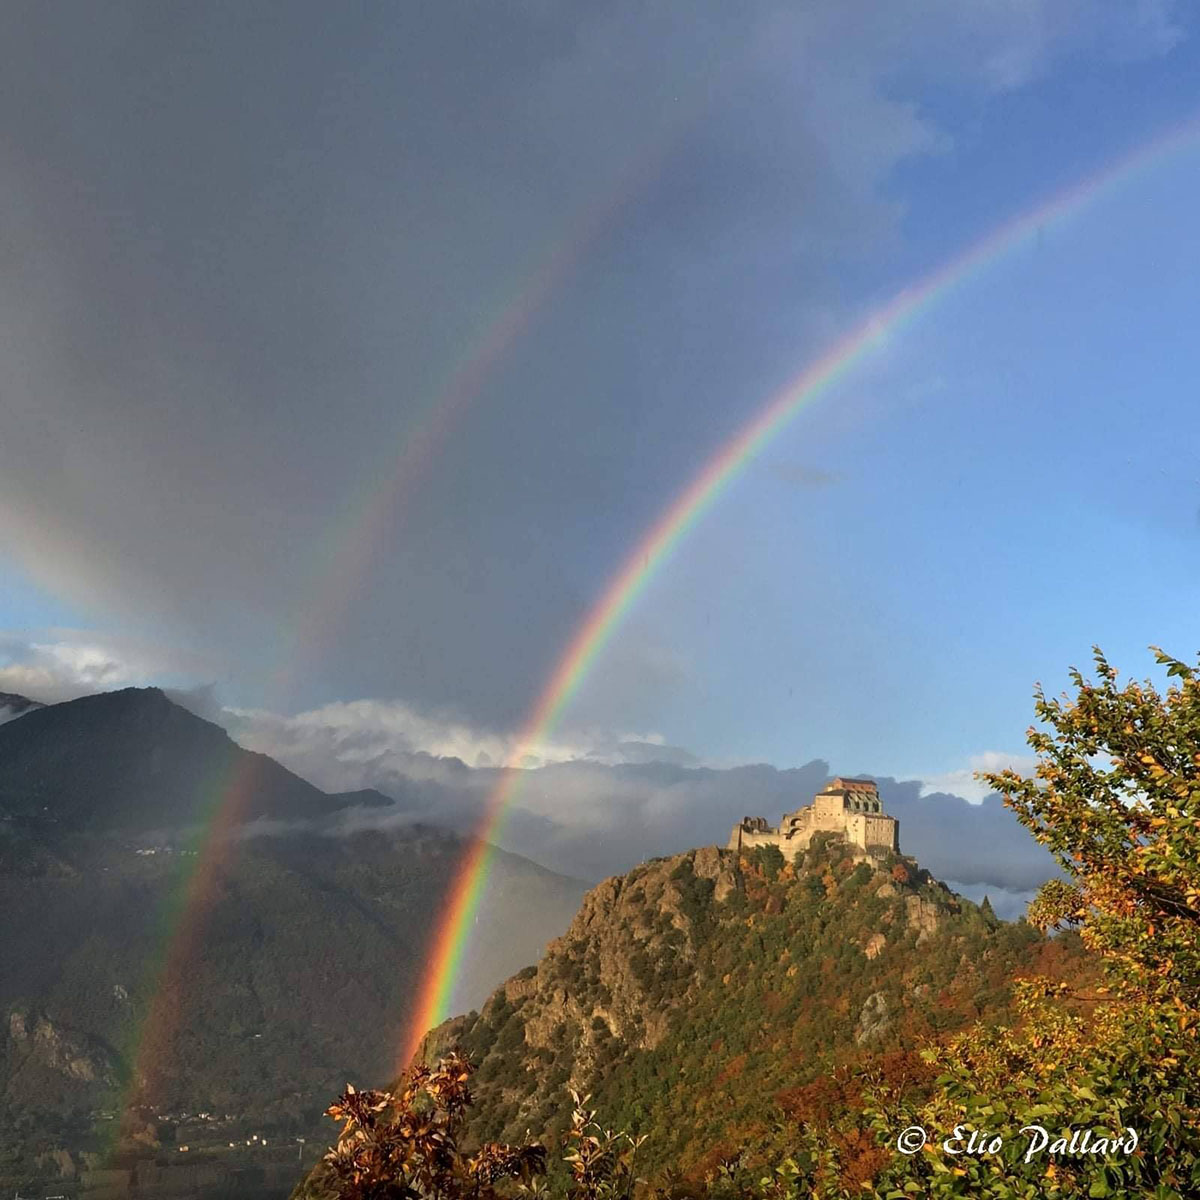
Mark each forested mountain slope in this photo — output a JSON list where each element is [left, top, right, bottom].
[[0, 689, 586, 1191], [294, 834, 1086, 1195]]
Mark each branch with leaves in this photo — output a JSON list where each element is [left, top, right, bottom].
[[321, 1052, 546, 1200], [984, 646, 1200, 1008]]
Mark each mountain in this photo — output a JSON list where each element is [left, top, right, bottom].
[[0, 689, 586, 1195], [0, 692, 43, 725], [295, 836, 1090, 1193], [324, 788, 394, 810], [0, 687, 346, 830]]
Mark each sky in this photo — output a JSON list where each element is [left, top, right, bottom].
[[3, 2, 1200, 871]]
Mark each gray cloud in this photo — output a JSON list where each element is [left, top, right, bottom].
[[0, 631, 220, 704], [225, 700, 1059, 900], [0, 1, 1176, 729], [944, 881, 1039, 923]]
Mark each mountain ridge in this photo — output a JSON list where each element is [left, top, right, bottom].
[[0, 687, 351, 831], [0, 691, 43, 724], [0, 688, 588, 1194]]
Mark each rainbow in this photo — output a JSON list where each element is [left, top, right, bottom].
[[398, 111, 1200, 1066], [267, 111, 702, 706], [105, 87, 714, 1143], [103, 751, 270, 1141]]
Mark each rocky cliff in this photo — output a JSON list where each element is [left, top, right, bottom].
[[411, 834, 1088, 1178]]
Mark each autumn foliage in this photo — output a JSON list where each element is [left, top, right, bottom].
[[309, 1053, 647, 1200], [317, 1053, 545, 1199]]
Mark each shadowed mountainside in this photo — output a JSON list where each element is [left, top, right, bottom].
[[0, 689, 586, 1191], [0, 687, 347, 830]]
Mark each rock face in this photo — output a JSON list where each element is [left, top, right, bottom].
[[427, 847, 727, 1076], [864, 932, 887, 960], [4, 1006, 118, 1119], [905, 895, 945, 944], [855, 992, 891, 1044], [7, 1008, 116, 1083]]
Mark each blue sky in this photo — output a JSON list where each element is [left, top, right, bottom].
[[627, 132, 1200, 778], [1, 1, 1197, 814]]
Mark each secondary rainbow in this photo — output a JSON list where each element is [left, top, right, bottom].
[[104, 83, 714, 1145], [267, 103, 703, 707], [104, 750, 271, 1146], [398, 111, 1200, 1067]]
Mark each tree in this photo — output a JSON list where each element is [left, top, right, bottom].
[[755, 845, 785, 882], [305, 1056, 650, 1200], [983, 646, 1200, 1008], [858, 647, 1200, 1199]]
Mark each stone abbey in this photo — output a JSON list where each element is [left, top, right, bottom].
[[729, 776, 899, 857]]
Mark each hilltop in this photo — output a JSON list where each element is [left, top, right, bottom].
[[297, 834, 1088, 1195], [0, 686, 346, 831]]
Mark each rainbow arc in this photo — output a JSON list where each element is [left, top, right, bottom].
[[397, 112, 1200, 1067]]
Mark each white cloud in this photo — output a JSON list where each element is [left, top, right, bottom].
[[0, 631, 218, 704], [0, 647, 1058, 896], [919, 749, 1038, 803], [222, 697, 698, 791], [214, 709, 1062, 893]]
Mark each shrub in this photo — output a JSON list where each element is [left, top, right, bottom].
[[317, 1052, 545, 1199]]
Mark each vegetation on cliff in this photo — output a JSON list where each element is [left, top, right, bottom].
[[296, 833, 1082, 1199], [450, 842, 1063, 1165]]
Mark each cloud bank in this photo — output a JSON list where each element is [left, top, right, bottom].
[[223, 699, 1061, 903], [0, 626, 1073, 913]]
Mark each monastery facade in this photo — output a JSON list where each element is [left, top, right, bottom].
[[729, 776, 899, 857]]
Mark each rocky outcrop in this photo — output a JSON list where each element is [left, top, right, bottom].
[[7, 1008, 116, 1084], [864, 932, 887, 960], [419, 847, 745, 1120], [905, 895, 943, 944], [855, 991, 891, 1044], [694, 844, 740, 903], [419, 847, 971, 1098], [511, 848, 722, 1056], [288, 835, 1080, 1199]]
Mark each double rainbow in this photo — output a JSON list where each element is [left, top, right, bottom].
[[100, 105, 1200, 1109], [398, 111, 1200, 1066]]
